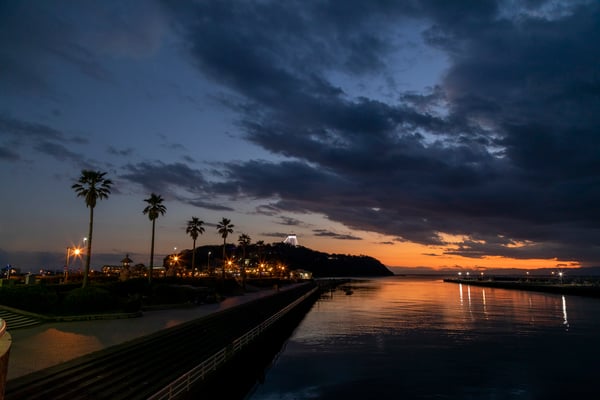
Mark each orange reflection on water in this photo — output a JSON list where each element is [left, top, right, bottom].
[[449, 282, 568, 332], [317, 278, 570, 336]]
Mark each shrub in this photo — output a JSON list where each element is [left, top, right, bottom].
[[0, 285, 59, 313], [61, 287, 120, 314], [149, 284, 201, 305]]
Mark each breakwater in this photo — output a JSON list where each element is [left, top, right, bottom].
[[4, 281, 322, 400], [444, 278, 600, 298]]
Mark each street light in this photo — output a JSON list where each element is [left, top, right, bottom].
[[64, 247, 81, 283], [207, 251, 211, 273]]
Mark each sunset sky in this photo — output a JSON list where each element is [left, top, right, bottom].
[[1, 0, 599, 273]]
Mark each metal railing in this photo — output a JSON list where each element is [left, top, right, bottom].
[[148, 286, 318, 400]]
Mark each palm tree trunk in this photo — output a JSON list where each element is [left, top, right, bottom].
[[83, 206, 94, 288], [191, 239, 196, 272], [222, 238, 226, 280], [149, 219, 156, 284], [241, 247, 246, 289]]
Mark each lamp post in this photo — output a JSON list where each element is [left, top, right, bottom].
[[207, 251, 211, 274], [65, 247, 71, 282], [65, 247, 82, 283]]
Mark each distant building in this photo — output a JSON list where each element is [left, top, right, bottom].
[[283, 234, 298, 246]]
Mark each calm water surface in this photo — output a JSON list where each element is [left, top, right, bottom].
[[248, 276, 600, 399]]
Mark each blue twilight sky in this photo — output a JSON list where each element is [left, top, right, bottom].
[[1, 0, 600, 272]]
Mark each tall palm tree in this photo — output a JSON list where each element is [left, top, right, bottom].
[[143, 193, 166, 284], [238, 233, 251, 261], [186, 217, 205, 273], [238, 233, 251, 287], [72, 170, 112, 288], [256, 240, 265, 278], [216, 217, 234, 280]]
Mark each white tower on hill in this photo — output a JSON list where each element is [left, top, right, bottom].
[[283, 234, 299, 246]]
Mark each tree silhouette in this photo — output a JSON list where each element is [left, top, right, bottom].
[[216, 217, 234, 280], [238, 233, 251, 287], [143, 193, 166, 284], [72, 170, 112, 288], [186, 217, 205, 273]]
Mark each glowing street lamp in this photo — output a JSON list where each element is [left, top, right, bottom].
[[64, 247, 82, 283]]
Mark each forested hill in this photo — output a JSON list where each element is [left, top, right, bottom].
[[267, 243, 394, 277]]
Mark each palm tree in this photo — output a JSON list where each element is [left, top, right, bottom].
[[238, 233, 251, 260], [238, 233, 251, 287], [256, 240, 265, 278], [216, 217, 234, 280], [143, 193, 166, 284], [186, 217, 205, 273], [72, 170, 112, 288]]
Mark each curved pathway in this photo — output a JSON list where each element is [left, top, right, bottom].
[[6, 285, 291, 381]]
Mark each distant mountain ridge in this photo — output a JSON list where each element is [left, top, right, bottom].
[[268, 243, 394, 277]]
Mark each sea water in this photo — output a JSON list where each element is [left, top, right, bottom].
[[247, 276, 600, 399]]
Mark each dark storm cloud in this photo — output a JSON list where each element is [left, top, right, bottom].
[[313, 229, 363, 241], [0, 147, 19, 161], [0, 114, 65, 142], [0, 114, 90, 165], [276, 216, 306, 227], [107, 146, 134, 157], [121, 161, 208, 198], [261, 231, 297, 239], [186, 199, 233, 212], [166, 0, 600, 264], [0, 1, 113, 97], [34, 142, 85, 164]]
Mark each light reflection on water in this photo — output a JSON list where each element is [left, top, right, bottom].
[[248, 276, 600, 400]]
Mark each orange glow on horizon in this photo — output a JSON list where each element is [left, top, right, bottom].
[[300, 232, 582, 271]]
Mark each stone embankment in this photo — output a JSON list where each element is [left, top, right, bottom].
[[4, 281, 325, 400]]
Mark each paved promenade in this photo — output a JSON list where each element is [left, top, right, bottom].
[[6, 286, 284, 381]]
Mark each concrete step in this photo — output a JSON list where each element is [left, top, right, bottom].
[[0, 309, 42, 330]]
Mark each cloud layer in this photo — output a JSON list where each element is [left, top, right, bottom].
[[157, 0, 600, 263], [2, 0, 599, 267]]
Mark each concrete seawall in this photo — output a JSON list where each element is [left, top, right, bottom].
[[176, 283, 322, 399]]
